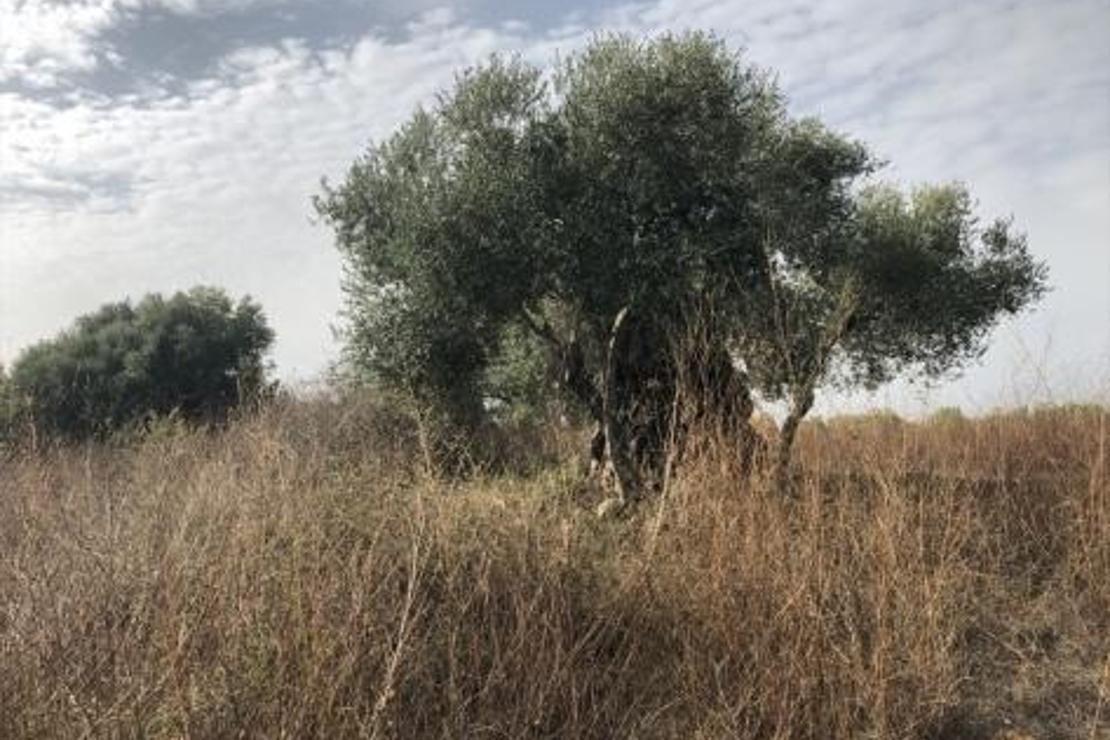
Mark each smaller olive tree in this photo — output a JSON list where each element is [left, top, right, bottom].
[[5, 286, 274, 440], [736, 179, 1048, 483]]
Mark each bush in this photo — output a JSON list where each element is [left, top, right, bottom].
[[4, 286, 274, 440]]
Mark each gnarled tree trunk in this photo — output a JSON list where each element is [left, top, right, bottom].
[[539, 306, 764, 505]]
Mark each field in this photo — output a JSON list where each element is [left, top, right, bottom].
[[1, 398, 1106, 739]]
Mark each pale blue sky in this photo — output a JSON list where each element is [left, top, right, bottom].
[[1, 0, 1108, 415]]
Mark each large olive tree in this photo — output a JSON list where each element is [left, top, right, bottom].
[[317, 33, 1046, 496]]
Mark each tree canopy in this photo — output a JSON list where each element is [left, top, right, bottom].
[[316, 32, 1047, 495], [3, 287, 274, 440]]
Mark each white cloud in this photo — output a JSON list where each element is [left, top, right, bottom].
[[1, 0, 1107, 410], [0, 0, 113, 85], [0, 0, 291, 86]]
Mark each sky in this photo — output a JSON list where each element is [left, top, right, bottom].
[[1, 0, 1108, 416]]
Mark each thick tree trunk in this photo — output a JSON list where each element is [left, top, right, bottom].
[[674, 339, 761, 478], [542, 307, 767, 505]]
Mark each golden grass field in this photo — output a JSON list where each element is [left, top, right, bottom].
[[1, 397, 1106, 739]]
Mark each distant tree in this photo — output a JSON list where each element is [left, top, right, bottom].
[[5, 287, 274, 440], [317, 32, 1046, 498]]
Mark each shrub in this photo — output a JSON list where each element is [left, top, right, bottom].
[[4, 286, 274, 440]]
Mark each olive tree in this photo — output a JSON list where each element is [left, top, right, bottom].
[[317, 32, 1046, 497]]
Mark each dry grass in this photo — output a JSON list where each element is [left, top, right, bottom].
[[0, 397, 1106, 739]]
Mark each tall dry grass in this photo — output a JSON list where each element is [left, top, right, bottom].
[[0, 398, 1106, 739]]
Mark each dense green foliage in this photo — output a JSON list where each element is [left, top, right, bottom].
[[317, 32, 1047, 488], [1, 287, 273, 440]]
